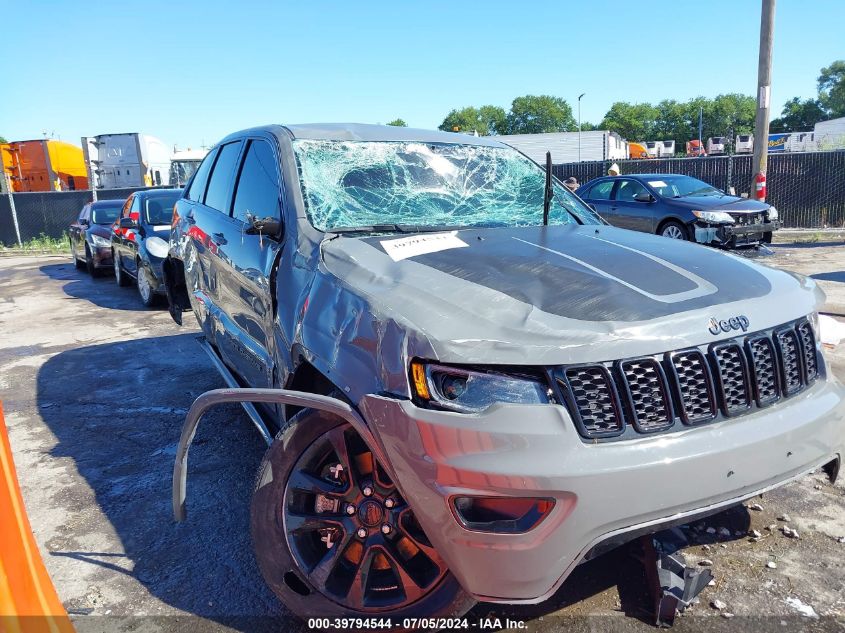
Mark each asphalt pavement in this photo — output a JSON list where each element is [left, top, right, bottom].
[[0, 247, 843, 632]]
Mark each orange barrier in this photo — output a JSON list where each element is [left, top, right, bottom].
[[0, 402, 75, 633]]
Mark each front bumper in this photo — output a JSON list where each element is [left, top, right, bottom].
[[359, 375, 845, 603], [91, 245, 113, 268], [695, 220, 782, 246]]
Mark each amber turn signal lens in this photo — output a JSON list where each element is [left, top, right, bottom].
[[410, 361, 430, 400]]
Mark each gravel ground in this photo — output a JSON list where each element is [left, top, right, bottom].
[[1, 249, 844, 632]]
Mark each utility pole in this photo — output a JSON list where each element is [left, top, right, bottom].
[[752, 0, 775, 199], [578, 93, 585, 162]]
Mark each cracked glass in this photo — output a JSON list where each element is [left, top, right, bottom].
[[292, 140, 601, 232]]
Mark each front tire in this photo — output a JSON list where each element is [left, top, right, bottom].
[[659, 220, 689, 240], [114, 251, 130, 286], [137, 264, 157, 307], [251, 407, 474, 621], [85, 245, 99, 277], [72, 243, 84, 269]]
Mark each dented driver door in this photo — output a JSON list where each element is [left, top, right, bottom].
[[213, 137, 284, 391]]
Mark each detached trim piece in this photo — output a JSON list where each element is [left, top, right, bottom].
[[172, 387, 388, 522]]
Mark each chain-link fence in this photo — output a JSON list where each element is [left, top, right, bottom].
[[552, 150, 845, 229], [0, 185, 169, 246]]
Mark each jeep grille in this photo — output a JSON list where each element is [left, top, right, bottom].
[[555, 318, 819, 440]]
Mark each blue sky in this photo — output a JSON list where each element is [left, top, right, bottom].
[[1, 0, 843, 150]]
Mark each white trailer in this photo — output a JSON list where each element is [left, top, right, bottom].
[[170, 148, 208, 187], [645, 141, 659, 158], [785, 132, 815, 153], [494, 131, 628, 163], [706, 136, 726, 155], [735, 134, 753, 154], [813, 116, 845, 150], [660, 140, 676, 156], [82, 133, 171, 189]]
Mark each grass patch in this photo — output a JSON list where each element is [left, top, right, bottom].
[[0, 233, 69, 255]]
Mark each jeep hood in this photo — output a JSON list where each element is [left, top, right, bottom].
[[319, 224, 822, 367]]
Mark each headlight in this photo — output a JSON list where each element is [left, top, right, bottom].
[[90, 234, 111, 248], [692, 210, 735, 224], [767, 206, 779, 220], [410, 362, 550, 413], [145, 236, 169, 258]]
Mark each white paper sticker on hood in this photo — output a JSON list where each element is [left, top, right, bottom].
[[381, 232, 469, 262]]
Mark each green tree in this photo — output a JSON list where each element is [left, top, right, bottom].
[[707, 93, 756, 146], [770, 97, 827, 132], [506, 95, 576, 134], [386, 118, 407, 127], [818, 60, 845, 118], [438, 105, 507, 135], [599, 102, 660, 142], [0, 136, 6, 143]]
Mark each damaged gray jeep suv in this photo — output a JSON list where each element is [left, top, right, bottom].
[[164, 124, 844, 620]]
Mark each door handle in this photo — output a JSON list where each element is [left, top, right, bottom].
[[212, 232, 227, 245]]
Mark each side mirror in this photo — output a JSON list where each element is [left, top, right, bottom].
[[634, 192, 654, 203], [244, 212, 282, 237], [119, 217, 138, 229]]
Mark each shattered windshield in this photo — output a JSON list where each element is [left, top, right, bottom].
[[292, 140, 601, 232]]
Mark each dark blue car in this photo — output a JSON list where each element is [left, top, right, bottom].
[[110, 188, 182, 306], [576, 173, 781, 247]]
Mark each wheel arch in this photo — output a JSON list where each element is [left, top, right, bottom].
[[284, 356, 340, 421], [162, 256, 191, 325], [656, 216, 693, 237]]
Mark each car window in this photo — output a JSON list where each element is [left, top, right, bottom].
[[121, 196, 133, 218], [145, 193, 182, 225], [186, 148, 218, 202], [615, 180, 648, 202], [586, 180, 614, 200], [232, 140, 281, 224], [204, 142, 242, 213], [130, 195, 142, 216], [78, 205, 89, 222]]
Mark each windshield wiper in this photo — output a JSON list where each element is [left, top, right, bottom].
[[327, 224, 463, 236], [542, 151, 552, 226]]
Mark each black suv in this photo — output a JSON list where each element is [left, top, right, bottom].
[[164, 124, 842, 622]]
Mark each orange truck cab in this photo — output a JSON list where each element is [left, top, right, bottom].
[[685, 140, 706, 157], [628, 142, 649, 159], [0, 140, 89, 192]]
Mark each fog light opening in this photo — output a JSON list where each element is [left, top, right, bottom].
[[451, 496, 555, 534]]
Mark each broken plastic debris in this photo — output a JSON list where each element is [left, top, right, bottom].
[[766, 524, 777, 531], [708, 579, 716, 587], [837, 536, 845, 544], [718, 527, 731, 538], [767, 561, 778, 569], [699, 559, 714, 566], [711, 599, 727, 610], [782, 526, 800, 539], [750, 529, 762, 538], [721, 612, 735, 619], [778, 513, 791, 522], [749, 503, 764, 511], [784, 597, 819, 619]]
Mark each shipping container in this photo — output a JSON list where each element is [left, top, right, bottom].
[[0, 139, 88, 192], [494, 131, 628, 163], [82, 133, 171, 189]]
